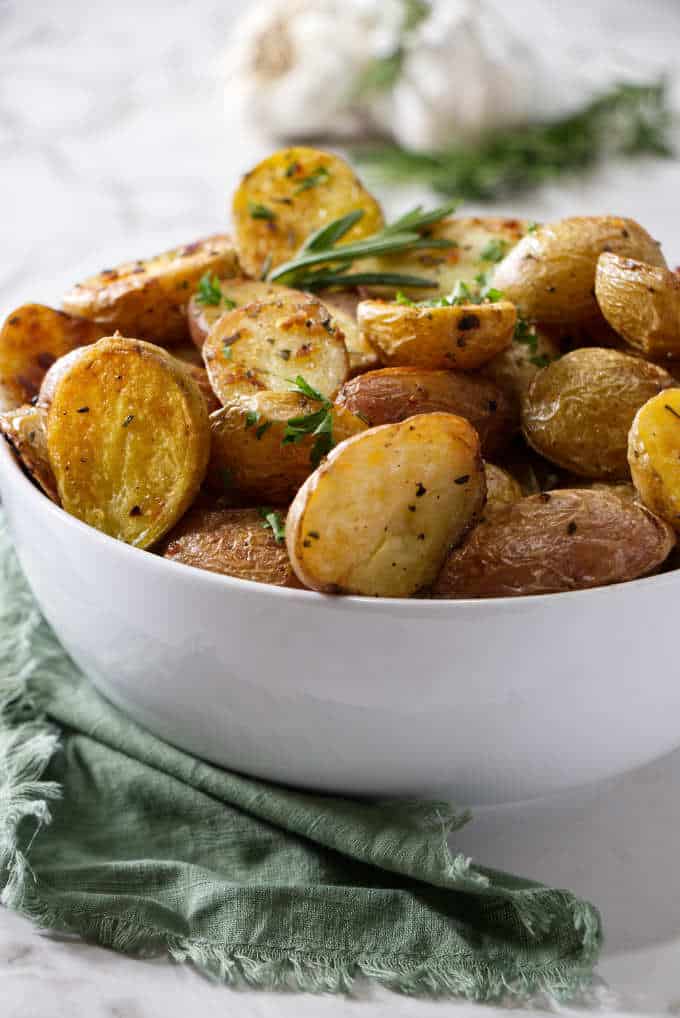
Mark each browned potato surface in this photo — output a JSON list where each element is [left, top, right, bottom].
[[46, 337, 210, 547], [158, 506, 302, 587], [319, 295, 379, 375], [629, 388, 680, 531], [62, 235, 239, 346], [433, 488, 674, 598], [203, 294, 349, 403], [187, 278, 294, 349], [357, 299, 516, 371], [177, 363, 221, 415], [286, 413, 485, 597], [522, 348, 674, 479], [336, 367, 517, 458], [480, 324, 562, 404], [493, 217, 666, 324], [0, 404, 59, 502], [0, 304, 106, 411], [232, 147, 384, 278], [595, 253, 680, 358], [483, 463, 523, 518], [207, 390, 366, 502]]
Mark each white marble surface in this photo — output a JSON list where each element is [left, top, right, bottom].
[[2, 0, 680, 1014]]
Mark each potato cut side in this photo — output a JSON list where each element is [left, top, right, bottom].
[[319, 295, 379, 375], [207, 390, 366, 502], [595, 253, 680, 359], [46, 337, 210, 547], [187, 278, 295, 349], [357, 299, 516, 371], [480, 324, 562, 404], [286, 413, 485, 597], [232, 146, 384, 278], [0, 304, 106, 411], [62, 235, 239, 346], [0, 404, 59, 502], [629, 388, 680, 532], [483, 463, 523, 518], [202, 294, 349, 403]]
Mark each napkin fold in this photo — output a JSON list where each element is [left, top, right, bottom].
[[0, 518, 601, 1002]]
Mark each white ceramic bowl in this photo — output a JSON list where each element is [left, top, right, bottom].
[[2, 436, 680, 805]]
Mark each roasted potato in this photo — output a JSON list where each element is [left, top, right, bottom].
[[522, 348, 674, 479], [46, 337, 210, 547], [483, 463, 523, 518], [0, 404, 58, 502], [433, 488, 674, 598], [202, 294, 349, 404], [158, 506, 302, 587], [628, 388, 680, 532], [493, 217, 666, 324], [232, 147, 384, 278], [286, 413, 485, 597], [336, 367, 517, 458], [480, 324, 562, 404], [187, 278, 294, 349], [357, 299, 516, 371], [595, 253, 680, 359], [177, 363, 221, 415], [207, 390, 366, 502], [62, 235, 239, 346], [318, 295, 379, 375], [0, 304, 106, 411]]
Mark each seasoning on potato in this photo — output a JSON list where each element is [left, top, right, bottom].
[[202, 294, 349, 404], [493, 216, 666, 324], [595, 253, 680, 359], [286, 413, 485, 597], [522, 348, 675, 479], [628, 388, 680, 532], [318, 294, 379, 376], [187, 277, 294, 349], [483, 463, 523, 518], [0, 404, 58, 503], [46, 336, 210, 547], [432, 489, 675, 598], [62, 235, 239, 346], [336, 366, 517, 458]]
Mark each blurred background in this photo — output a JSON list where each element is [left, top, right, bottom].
[[1, 0, 679, 312]]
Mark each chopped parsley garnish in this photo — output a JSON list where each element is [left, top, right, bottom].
[[527, 221, 540, 233], [222, 343, 233, 360], [258, 507, 286, 543], [245, 410, 260, 429], [283, 375, 335, 468], [399, 273, 504, 309], [513, 317, 555, 367], [293, 166, 331, 195], [249, 202, 277, 221], [196, 273, 223, 306], [395, 290, 416, 306], [480, 239, 508, 263]]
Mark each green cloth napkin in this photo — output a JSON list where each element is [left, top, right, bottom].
[[0, 517, 601, 1002]]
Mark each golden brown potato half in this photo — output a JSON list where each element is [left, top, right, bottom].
[[493, 217, 666, 324], [46, 337, 210, 547], [187, 278, 295, 349], [0, 304, 106, 411], [158, 506, 302, 587], [361, 216, 529, 299], [628, 388, 680, 532], [286, 413, 485, 597], [480, 324, 562, 404], [62, 235, 239, 346], [433, 488, 674, 598], [207, 390, 366, 502], [595, 253, 680, 359], [0, 404, 59, 502], [232, 147, 384, 278], [203, 294, 349, 403], [318, 295, 379, 376], [357, 299, 516, 371], [483, 462, 523, 518], [177, 363, 221, 415], [522, 348, 674, 479], [336, 366, 517, 458]]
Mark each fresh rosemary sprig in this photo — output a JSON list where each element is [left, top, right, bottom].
[[354, 82, 673, 201]]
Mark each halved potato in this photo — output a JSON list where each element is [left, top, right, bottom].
[[336, 366, 517, 458], [0, 304, 106, 411], [480, 324, 562, 404], [207, 390, 366, 502], [177, 363, 221, 415], [595, 253, 680, 359], [629, 388, 680, 531], [187, 278, 294, 349], [232, 146, 384, 278], [483, 462, 523, 518], [202, 294, 349, 403], [286, 413, 485, 597], [493, 216, 666, 324], [357, 299, 516, 371], [46, 337, 210, 547], [158, 506, 302, 587], [433, 488, 674, 598], [62, 235, 239, 345], [0, 404, 59, 502], [318, 294, 379, 375]]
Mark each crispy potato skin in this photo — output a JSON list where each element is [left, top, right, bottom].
[[628, 388, 680, 532], [483, 462, 523, 518], [595, 253, 680, 358], [232, 147, 384, 278], [286, 413, 486, 597], [493, 217, 666, 324], [46, 337, 210, 547], [336, 367, 517, 458], [0, 404, 59, 502], [0, 304, 106, 411], [62, 235, 239, 346], [158, 507, 302, 587], [433, 489, 675, 598], [176, 362, 221, 414], [480, 325, 562, 404], [203, 294, 349, 403], [187, 278, 294, 349], [522, 348, 674, 479], [207, 391, 366, 502], [357, 299, 516, 371]]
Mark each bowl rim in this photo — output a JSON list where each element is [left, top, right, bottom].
[[2, 435, 678, 612]]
